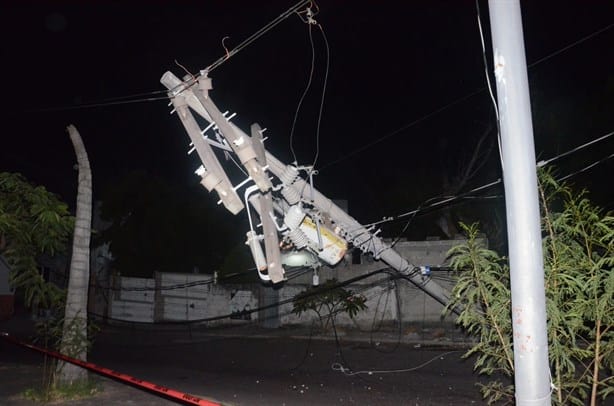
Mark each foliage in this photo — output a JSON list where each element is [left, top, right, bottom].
[[1, 170, 98, 398], [35, 311, 98, 356], [292, 278, 367, 331], [539, 170, 614, 405], [98, 171, 240, 277], [444, 169, 613, 405], [34, 311, 99, 399], [0, 172, 73, 308], [23, 376, 100, 403], [443, 223, 514, 403]]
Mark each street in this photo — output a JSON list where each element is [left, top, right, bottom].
[[2, 322, 485, 405]]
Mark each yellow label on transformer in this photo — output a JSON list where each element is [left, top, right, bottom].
[[300, 217, 347, 265]]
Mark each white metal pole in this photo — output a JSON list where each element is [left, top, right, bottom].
[[488, 1, 551, 405]]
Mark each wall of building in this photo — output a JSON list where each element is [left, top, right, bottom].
[[108, 273, 259, 325], [105, 239, 470, 329]]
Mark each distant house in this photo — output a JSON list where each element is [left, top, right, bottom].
[[0, 255, 15, 319]]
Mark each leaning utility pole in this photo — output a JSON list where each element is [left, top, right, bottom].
[[160, 71, 453, 308], [488, 1, 551, 405]]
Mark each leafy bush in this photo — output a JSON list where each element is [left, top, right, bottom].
[[0, 172, 73, 309], [293, 278, 367, 331], [444, 170, 613, 405]]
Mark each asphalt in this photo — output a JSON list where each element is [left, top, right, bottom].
[[1, 308, 477, 405]]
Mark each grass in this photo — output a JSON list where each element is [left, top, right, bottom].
[[23, 378, 101, 403]]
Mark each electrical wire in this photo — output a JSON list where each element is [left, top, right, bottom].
[[288, 274, 400, 372], [289, 319, 318, 371], [24, 7, 610, 119], [527, 22, 614, 68], [357, 178, 502, 232], [25, 1, 311, 113], [26, 95, 170, 113], [475, 0, 503, 171], [83, 89, 170, 103], [349, 128, 613, 232], [318, 88, 485, 171], [89, 267, 391, 325], [84, 266, 258, 292], [289, 19, 317, 165], [290, 5, 330, 200], [331, 350, 460, 376], [557, 152, 614, 182], [284, 266, 314, 282], [369, 278, 402, 354], [288, 273, 407, 377], [205, 0, 311, 73], [537, 130, 614, 168], [310, 22, 330, 171], [319, 20, 614, 171]]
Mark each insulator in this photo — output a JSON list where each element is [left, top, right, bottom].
[[281, 186, 301, 205], [312, 269, 319, 286], [279, 165, 300, 186], [288, 228, 309, 249], [284, 204, 306, 230]]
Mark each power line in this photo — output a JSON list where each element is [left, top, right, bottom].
[[537, 130, 613, 168], [318, 88, 485, 171], [93, 265, 314, 292], [288, 6, 329, 173], [289, 19, 317, 165], [26, 95, 170, 113], [370, 148, 614, 232], [356, 129, 614, 230], [320, 21, 614, 171], [332, 350, 460, 376], [205, 0, 311, 73], [21, 8, 610, 120], [475, 0, 503, 171], [527, 22, 614, 68], [90, 267, 390, 325], [25, 1, 313, 114], [310, 22, 330, 172], [359, 178, 502, 231], [69, 266, 258, 292], [558, 152, 614, 182]]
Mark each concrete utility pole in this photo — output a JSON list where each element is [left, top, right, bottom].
[[488, 1, 551, 405], [160, 71, 454, 308]]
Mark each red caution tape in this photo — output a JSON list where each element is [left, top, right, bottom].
[[1, 332, 220, 406]]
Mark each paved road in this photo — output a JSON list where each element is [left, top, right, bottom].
[[2, 321, 486, 405]]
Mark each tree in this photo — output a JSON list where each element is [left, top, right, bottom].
[[292, 279, 367, 331], [437, 122, 496, 239], [98, 171, 239, 277], [539, 171, 613, 405], [57, 124, 92, 386], [0, 173, 72, 310], [0, 172, 76, 398], [444, 223, 514, 403], [444, 170, 613, 405]]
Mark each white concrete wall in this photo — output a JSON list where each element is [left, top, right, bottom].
[[106, 239, 471, 327], [109, 276, 155, 322], [154, 272, 258, 324]]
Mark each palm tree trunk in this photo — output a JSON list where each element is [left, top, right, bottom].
[[57, 124, 92, 385]]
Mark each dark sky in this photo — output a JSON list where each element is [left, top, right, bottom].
[[1, 1, 613, 228]]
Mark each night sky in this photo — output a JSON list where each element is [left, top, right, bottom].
[[1, 1, 613, 235]]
